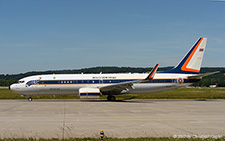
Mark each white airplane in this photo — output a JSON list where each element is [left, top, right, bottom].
[[10, 37, 219, 101], [209, 84, 217, 88]]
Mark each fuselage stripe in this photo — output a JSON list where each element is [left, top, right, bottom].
[[28, 78, 200, 86]]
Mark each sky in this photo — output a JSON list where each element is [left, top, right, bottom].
[[0, 0, 224, 74]]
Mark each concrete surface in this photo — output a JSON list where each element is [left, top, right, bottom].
[[0, 87, 8, 89], [0, 99, 225, 139]]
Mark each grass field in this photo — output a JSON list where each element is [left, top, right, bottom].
[[1, 88, 225, 100]]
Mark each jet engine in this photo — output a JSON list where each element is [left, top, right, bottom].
[[79, 87, 101, 99]]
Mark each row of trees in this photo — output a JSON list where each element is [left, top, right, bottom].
[[0, 67, 224, 87]]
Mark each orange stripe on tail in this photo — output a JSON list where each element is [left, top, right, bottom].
[[181, 38, 203, 73]]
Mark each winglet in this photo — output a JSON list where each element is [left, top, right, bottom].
[[145, 64, 159, 80]]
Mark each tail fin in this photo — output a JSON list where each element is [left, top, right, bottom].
[[161, 37, 207, 74]]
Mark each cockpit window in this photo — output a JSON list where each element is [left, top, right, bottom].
[[18, 81, 25, 83], [26, 80, 40, 86]]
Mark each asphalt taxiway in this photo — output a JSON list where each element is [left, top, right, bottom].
[[0, 99, 225, 138]]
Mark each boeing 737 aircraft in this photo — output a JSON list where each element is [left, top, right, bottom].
[[10, 37, 218, 101]]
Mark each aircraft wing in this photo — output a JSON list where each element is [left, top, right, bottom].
[[188, 71, 220, 79], [99, 64, 159, 94]]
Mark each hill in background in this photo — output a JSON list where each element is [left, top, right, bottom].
[[0, 66, 224, 87]]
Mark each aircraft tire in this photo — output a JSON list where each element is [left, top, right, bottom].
[[107, 95, 116, 101], [28, 97, 32, 102], [111, 96, 116, 101]]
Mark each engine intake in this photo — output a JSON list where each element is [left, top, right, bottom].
[[79, 87, 101, 99]]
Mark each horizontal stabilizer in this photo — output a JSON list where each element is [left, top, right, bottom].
[[188, 71, 220, 79]]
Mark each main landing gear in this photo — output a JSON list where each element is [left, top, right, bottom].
[[107, 95, 116, 101]]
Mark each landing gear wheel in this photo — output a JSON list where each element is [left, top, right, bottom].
[[28, 97, 32, 102], [107, 95, 116, 101]]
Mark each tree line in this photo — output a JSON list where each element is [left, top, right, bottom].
[[0, 67, 224, 87]]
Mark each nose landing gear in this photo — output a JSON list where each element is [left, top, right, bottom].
[[28, 97, 33, 102], [21, 94, 33, 102]]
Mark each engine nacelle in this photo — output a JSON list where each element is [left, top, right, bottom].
[[79, 87, 101, 99]]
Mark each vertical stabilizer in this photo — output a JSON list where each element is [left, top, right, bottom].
[[161, 37, 207, 74]]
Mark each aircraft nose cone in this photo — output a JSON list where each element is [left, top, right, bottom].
[[10, 84, 17, 92]]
